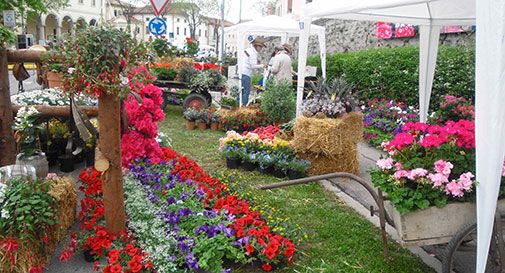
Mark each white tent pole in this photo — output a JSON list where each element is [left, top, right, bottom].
[[237, 31, 245, 108], [296, 17, 311, 117], [475, 0, 505, 271], [418, 24, 440, 123], [281, 33, 288, 44], [318, 31, 327, 79]]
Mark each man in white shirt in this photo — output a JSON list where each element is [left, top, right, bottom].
[[241, 37, 266, 106], [269, 43, 293, 82]]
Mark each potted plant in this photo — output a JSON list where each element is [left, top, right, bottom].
[[287, 159, 310, 180], [196, 109, 209, 131], [46, 63, 66, 88], [13, 106, 48, 179], [183, 108, 198, 130], [210, 110, 221, 131], [222, 146, 242, 169], [220, 96, 238, 110], [242, 152, 258, 171], [258, 153, 274, 174], [272, 155, 288, 178]]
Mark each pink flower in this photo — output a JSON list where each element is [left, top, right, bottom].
[[434, 160, 453, 177], [407, 168, 428, 180], [387, 132, 415, 151], [376, 158, 394, 170], [444, 95, 458, 104], [393, 170, 409, 180], [394, 162, 403, 171], [445, 181, 464, 197], [457, 172, 474, 191], [428, 173, 449, 187]]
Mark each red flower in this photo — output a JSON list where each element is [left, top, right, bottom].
[[186, 37, 193, 44], [245, 243, 254, 255], [29, 266, 43, 273], [262, 263, 273, 271]]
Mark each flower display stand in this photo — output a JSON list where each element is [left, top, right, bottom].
[[0, 176, 76, 273], [385, 199, 505, 246]]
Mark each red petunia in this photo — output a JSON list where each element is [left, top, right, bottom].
[[262, 263, 273, 271]]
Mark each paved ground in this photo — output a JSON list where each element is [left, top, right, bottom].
[[9, 70, 42, 95]]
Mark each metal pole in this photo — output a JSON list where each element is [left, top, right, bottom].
[[219, 0, 225, 63], [239, 0, 243, 23]]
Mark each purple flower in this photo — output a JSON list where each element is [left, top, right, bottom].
[[185, 252, 199, 270], [178, 241, 190, 252], [148, 194, 160, 203], [178, 207, 193, 217], [233, 236, 250, 247], [222, 269, 231, 273], [153, 183, 162, 190], [167, 196, 177, 205], [195, 188, 205, 201], [181, 190, 188, 201], [203, 210, 217, 218]]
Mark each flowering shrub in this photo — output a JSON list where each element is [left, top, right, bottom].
[[372, 120, 505, 214], [0, 176, 56, 273], [13, 106, 41, 157], [122, 66, 165, 167], [430, 95, 474, 124], [362, 99, 418, 148], [220, 109, 270, 132]]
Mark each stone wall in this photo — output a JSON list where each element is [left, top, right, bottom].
[[255, 18, 475, 64]]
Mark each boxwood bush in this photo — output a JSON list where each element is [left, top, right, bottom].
[[300, 46, 474, 107]]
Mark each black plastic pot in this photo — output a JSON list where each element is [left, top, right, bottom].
[[73, 153, 85, 164], [259, 166, 273, 174], [58, 155, 75, 173], [52, 138, 67, 154], [272, 168, 286, 178], [85, 149, 95, 167], [242, 161, 256, 171], [226, 158, 241, 169], [46, 150, 59, 166], [83, 250, 97, 263], [287, 169, 304, 180]]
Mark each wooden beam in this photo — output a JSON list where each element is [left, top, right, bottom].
[[0, 48, 16, 167], [98, 94, 126, 234], [12, 105, 98, 117], [6, 49, 46, 63]]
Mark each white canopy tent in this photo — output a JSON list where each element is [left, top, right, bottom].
[[296, 0, 505, 272], [225, 15, 326, 106]]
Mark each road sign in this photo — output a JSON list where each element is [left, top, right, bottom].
[[148, 17, 167, 36], [247, 35, 254, 43], [3, 10, 16, 28], [150, 0, 171, 17]]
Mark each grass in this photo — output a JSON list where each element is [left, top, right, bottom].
[[159, 105, 435, 273]]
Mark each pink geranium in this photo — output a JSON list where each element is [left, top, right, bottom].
[[434, 160, 453, 177], [457, 172, 474, 191], [407, 168, 428, 180], [445, 181, 464, 197], [393, 170, 409, 180], [377, 158, 394, 170], [428, 173, 448, 187]]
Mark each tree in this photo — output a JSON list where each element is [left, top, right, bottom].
[[171, 0, 220, 39], [111, 0, 147, 32]]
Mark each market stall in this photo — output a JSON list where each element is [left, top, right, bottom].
[[296, 0, 505, 271], [225, 15, 327, 106]]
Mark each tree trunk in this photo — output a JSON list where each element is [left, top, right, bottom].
[[98, 94, 126, 234], [12, 105, 98, 117], [0, 48, 16, 167]]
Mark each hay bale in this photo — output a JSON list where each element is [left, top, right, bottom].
[[0, 177, 76, 273], [298, 150, 360, 176], [292, 112, 363, 156]]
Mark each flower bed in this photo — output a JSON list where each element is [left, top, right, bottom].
[[218, 106, 270, 132], [127, 147, 298, 272], [362, 99, 417, 148], [219, 126, 310, 178], [429, 95, 474, 124], [371, 120, 505, 215]]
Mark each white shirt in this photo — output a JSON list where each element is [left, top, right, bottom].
[[242, 47, 263, 77]]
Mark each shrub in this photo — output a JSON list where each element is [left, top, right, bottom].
[[152, 67, 177, 81], [261, 80, 296, 123], [302, 46, 475, 107]]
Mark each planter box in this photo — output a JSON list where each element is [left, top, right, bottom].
[[385, 199, 505, 246]]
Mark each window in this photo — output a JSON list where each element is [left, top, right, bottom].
[[79, 0, 83, 3], [199, 29, 201, 37], [146, 17, 150, 21], [176, 27, 179, 35], [184, 19, 187, 23], [177, 18, 180, 22], [114, 10, 118, 17], [184, 28, 186, 35], [92, 0, 96, 6]]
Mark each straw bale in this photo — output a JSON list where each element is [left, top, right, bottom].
[[292, 112, 363, 156], [298, 150, 360, 176], [0, 177, 76, 273]]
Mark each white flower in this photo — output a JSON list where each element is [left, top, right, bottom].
[[68, 67, 75, 74], [1, 208, 9, 219]]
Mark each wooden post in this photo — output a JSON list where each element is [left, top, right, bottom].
[[0, 48, 16, 166], [12, 105, 99, 117], [98, 94, 126, 233]]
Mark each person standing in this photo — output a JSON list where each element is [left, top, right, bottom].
[[269, 43, 293, 82], [241, 37, 266, 106]]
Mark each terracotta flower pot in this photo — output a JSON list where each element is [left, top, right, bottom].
[[197, 122, 207, 131], [186, 120, 196, 130], [47, 71, 64, 88], [210, 122, 219, 131]]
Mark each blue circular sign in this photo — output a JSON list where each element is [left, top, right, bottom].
[[247, 35, 254, 43], [148, 17, 167, 36]]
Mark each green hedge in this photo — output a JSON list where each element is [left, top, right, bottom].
[[300, 46, 475, 107]]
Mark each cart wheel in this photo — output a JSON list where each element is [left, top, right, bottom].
[[183, 93, 208, 110], [442, 221, 503, 273], [160, 92, 169, 110], [203, 91, 212, 104]]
